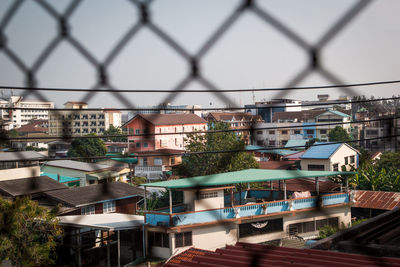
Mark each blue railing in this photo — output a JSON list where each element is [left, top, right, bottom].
[[145, 193, 349, 227]]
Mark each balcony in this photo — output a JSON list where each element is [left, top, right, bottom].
[[145, 192, 349, 227], [135, 165, 165, 179]]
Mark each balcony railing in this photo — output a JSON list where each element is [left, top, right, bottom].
[[144, 192, 349, 227]]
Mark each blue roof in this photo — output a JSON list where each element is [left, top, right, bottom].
[[245, 145, 297, 156], [41, 173, 81, 184], [300, 142, 342, 159], [284, 139, 308, 150]]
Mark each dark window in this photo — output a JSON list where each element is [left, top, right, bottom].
[[306, 129, 314, 135], [344, 157, 348, 165], [350, 155, 355, 164], [136, 142, 140, 148], [333, 163, 339, 172], [269, 140, 275, 146], [175, 232, 192, 248], [257, 140, 264, 146], [143, 142, 148, 148], [148, 232, 169, 248], [320, 129, 327, 134], [281, 130, 288, 135], [282, 140, 288, 145], [257, 130, 263, 135], [135, 129, 140, 134], [239, 218, 283, 238], [316, 217, 339, 230], [269, 131, 275, 135], [308, 164, 325, 171], [294, 130, 301, 134], [288, 217, 338, 235]]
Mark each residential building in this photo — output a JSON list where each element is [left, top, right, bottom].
[[10, 133, 55, 151], [43, 182, 145, 216], [300, 143, 359, 171], [245, 99, 302, 123], [302, 95, 352, 111], [142, 169, 352, 259], [128, 103, 202, 120], [0, 96, 54, 129], [205, 112, 263, 145], [252, 122, 304, 147], [0, 151, 45, 180], [41, 160, 129, 186], [14, 119, 48, 135], [122, 114, 207, 153], [47, 140, 71, 158], [48, 101, 122, 136]]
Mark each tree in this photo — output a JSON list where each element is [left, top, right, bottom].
[[175, 122, 258, 177], [0, 129, 19, 148], [328, 126, 352, 143], [68, 133, 107, 161], [102, 125, 127, 142], [0, 197, 63, 266]]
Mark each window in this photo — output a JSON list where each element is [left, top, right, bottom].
[[142, 157, 148, 166], [288, 217, 338, 235], [103, 201, 116, 213], [143, 142, 148, 148], [281, 130, 288, 135], [344, 157, 348, 165], [320, 129, 327, 134], [269, 131, 275, 135], [90, 114, 97, 119], [154, 158, 162, 166], [136, 142, 141, 148], [333, 163, 339, 172], [306, 129, 314, 135], [199, 191, 218, 199], [170, 157, 175, 165], [175, 232, 192, 248], [149, 232, 169, 248], [269, 140, 275, 146], [257, 140, 264, 146], [135, 129, 140, 134], [239, 218, 283, 238], [257, 130, 263, 135], [81, 205, 95, 215], [308, 164, 325, 171], [350, 155, 355, 164], [294, 130, 301, 135]]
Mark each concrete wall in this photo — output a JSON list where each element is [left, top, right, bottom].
[[0, 166, 40, 181], [300, 158, 331, 171], [194, 190, 225, 211], [330, 145, 358, 171]]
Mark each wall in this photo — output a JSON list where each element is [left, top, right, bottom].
[[300, 158, 331, 171], [40, 166, 87, 186], [194, 190, 225, 211], [330, 145, 358, 171], [125, 116, 156, 152], [0, 166, 40, 181], [116, 196, 141, 214]]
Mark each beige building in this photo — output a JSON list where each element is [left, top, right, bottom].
[[300, 143, 359, 171], [48, 101, 121, 136]]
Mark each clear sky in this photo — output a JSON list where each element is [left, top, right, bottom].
[[0, 0, 399, 109]]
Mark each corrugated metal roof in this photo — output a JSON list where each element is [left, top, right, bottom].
[[284, 139, 308, 150], [43, 160, 111, 172], [246, 145, 297, 156], [0, 176, 67, 197], [143, 169, 353, 189], [353, 190, 400, 210], [41, 173, 80, 184], [300, 142, 342, 159], [0, 151, 45, 161], [322, 109, 351, 118]]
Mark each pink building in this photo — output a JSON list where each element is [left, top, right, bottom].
[[122, 114, 207, 153]]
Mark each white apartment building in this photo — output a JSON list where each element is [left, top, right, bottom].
[[48, 102, 122, 136], [0, 96, 54, 129], [253, 122, 304, 147]]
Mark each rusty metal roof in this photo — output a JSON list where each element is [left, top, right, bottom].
[[354, 190, 400, 210]]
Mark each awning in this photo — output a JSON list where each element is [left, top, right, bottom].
[[86, 171, 120, 180], [58, 213, 144, 230]]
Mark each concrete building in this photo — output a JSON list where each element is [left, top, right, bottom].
[[245, 99, 302, 123], [300, 143, 359, 171], [0, 96, 54, 129], [142, 169, 352, 259], [48, 101, 121, 136], [122, 114, 207, 153]]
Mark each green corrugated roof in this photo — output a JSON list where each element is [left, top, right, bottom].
[[284, 139, 308, 150], [143, 169, 354, 189], [41, 173, 80, 184]]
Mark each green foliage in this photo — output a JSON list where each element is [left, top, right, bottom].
[[130, 176, 147, 186], [68, 133, 107, 161], [328, 126, 352, 143], [145, 190, 183, 211], [26, 146, 47, 151], [175, 122, 258, 177], [318, 224, 340, 239], [375, 152, 400, 171], [305, 138, 320, 149], [102, 125, 127, 142], [0, 197, 63, 266], [0, 129, 19, 148]]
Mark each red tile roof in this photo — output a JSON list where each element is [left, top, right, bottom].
[[167, 248, 215, 266], [258, 160, 297, 170], [123, 114, 207, 127], [206, 112, 262, 122], [272, 110, 325, 122], [354, 190, 400, 210], [165, 242, 400, 267]]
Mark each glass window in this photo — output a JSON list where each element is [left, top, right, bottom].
[[136, 142, 140, 148], [269, 131, 275, 135], [149, 232, 169, 248], [81, 205, 95, 215], [350, 155, 355, 164], [344, 157, 348, 165], [333, 163, 339, 172], [143, 142, 148, 148], [320, 129, 327, 134], [308, 164, 325, 171], [175, 232, 192, 248], [257, 130, 263, 135], [306, 130, 314, 135], [281, 130, 288, 135], [135, 129, 140, 134], [103, 201, 116, 213], [294, 130, 301, 134]]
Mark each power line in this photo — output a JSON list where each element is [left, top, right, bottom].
[[1, 79, 400, 93], [1, 95, 400, 112], [3, 134, 399, 162], [5, 115, 400, 141]]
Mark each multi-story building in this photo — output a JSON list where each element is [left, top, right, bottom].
[[0, 96, 54, 129], [48, 101, 121, 136], [122, 114, 207, 153], [245, 99, 302, 123], [205, 112, 263, 145], [127, 103, 202, 121]]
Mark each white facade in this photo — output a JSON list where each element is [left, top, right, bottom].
[[0, 96, 54, 129], [253, 122, 303, 147], [300, 144, 359, 171]]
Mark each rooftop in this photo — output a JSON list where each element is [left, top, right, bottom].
[[246, 145, 297, 156], [300, 142, 355, 159], [353, 190, 400, 210], [44, 182, 145, 207], [41, 173, 81, 184], [123, 113, 207, 127], [0, 151, 46, 161], [284, 139, 308, 150], [143, 169, 353, 189], [0, 176, 67, 197], [43, 160, 111, 172]]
